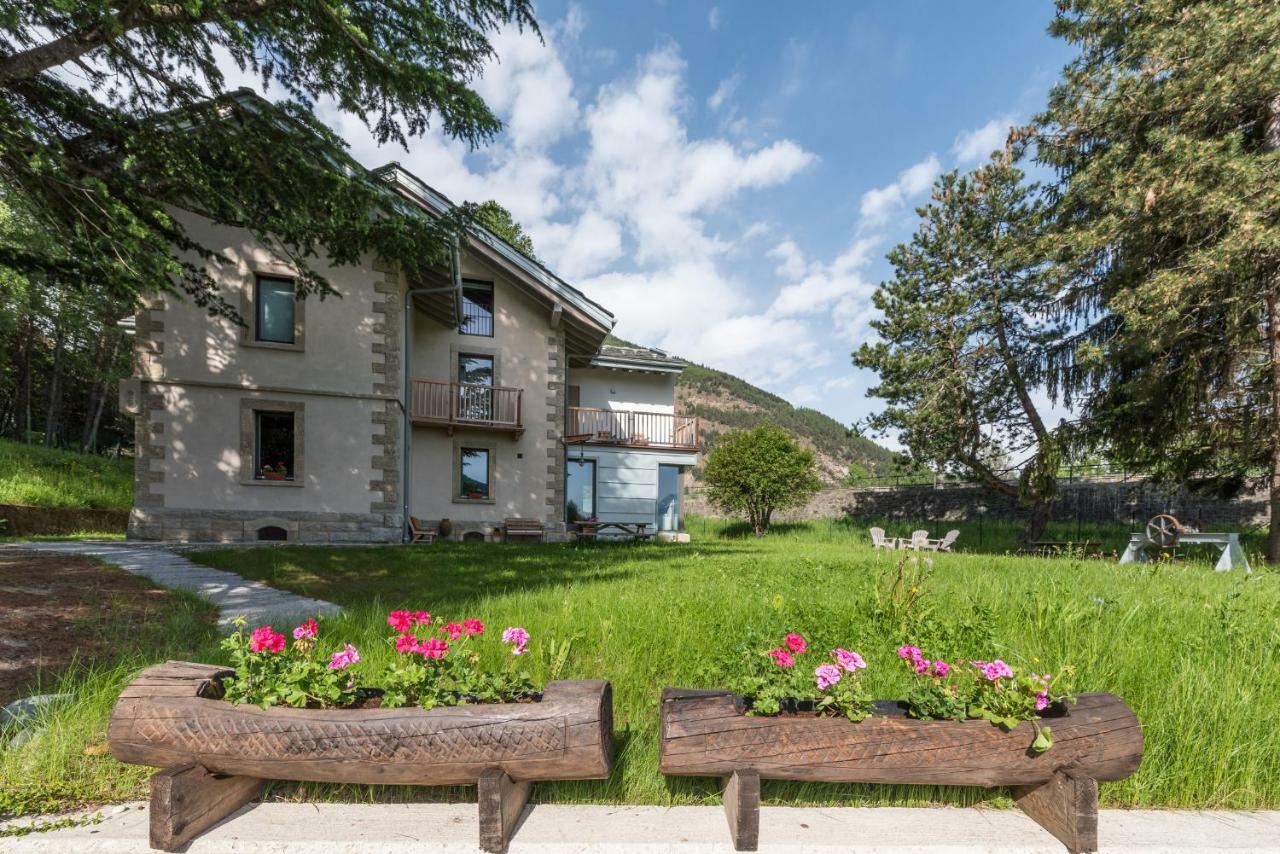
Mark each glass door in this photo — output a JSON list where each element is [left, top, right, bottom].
[[657, 465, 680, 531], [457, 353, 494, 421], [565, 459, 596, 524]]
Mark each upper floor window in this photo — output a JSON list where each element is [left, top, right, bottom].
[[459, 280, 494, 337], [255, 276, 296, 344]]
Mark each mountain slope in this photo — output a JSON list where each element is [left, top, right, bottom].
[[604, 337, 898, 486]]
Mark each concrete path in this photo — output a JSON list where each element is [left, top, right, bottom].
[[3, 803, 1279, 852], [6, 541, 340, 628]]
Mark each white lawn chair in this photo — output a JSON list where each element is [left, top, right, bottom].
[[926, 529, 960, 552], [870, 527, 897, 550], [907, 530, 929, 550]]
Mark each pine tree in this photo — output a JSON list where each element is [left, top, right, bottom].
[[1035, 0, 1280, 559], [855, 152, 1065, 540]]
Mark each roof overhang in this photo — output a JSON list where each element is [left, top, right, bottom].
[[580, 354, 684, 374], [377, 164, 615, 355]]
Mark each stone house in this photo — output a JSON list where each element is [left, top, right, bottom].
[[122, 163, 698, 543]]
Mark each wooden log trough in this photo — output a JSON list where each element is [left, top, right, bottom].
[[108, 661, 614, 852], [659, 689, 1142, 853]]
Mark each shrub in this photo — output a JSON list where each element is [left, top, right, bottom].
[[702, 424, 821, 536]]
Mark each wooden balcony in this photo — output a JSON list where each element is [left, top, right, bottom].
[[410, 379, 523, 435], [565, 406, 699, 451]]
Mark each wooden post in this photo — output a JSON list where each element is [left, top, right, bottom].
[[149, 764, 263, 852], [1013, 770, 1098, 854], [721, 769, 760, 851], [477, 768, 532, 853]]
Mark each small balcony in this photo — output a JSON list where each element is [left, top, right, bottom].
[[410, 379, 523, 435], [566, 407, 699, 451]]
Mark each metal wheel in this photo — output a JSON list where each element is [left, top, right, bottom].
[[1145, 514, 1181, 548]]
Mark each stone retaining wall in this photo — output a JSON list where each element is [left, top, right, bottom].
[[127, 507, 401, 543], [685, 478, 1269, 528], [0, 504, 129, 536]]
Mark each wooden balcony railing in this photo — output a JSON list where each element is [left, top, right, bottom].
[[566, 406, 699, 450], [410, 379, 522, 432]]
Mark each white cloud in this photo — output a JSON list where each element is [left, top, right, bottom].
[[708, 7, 722, 30], [858, 153, 940, 226], [472, 25, 579, 151], [768, 239, 807, 279], [768, 236, 878, 320], [707, 73, 739, 111], [952, 115, 1015, 164], [535, 211, 624, 280]]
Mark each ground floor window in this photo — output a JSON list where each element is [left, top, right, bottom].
[[460, 447, 490, 499], [255, 411, 295, 480], [566, 459, 596, 523], [657, 464, 680, 531]]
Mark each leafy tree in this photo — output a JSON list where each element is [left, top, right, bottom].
[[702, 424, 821, 536], [1034, 0, 1280, 559], [854, 152, 1065, 540], [467, 200, 537, 259], [0, 0, 537, 317]]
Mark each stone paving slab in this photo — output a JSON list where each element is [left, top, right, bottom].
[[2, 803, 1279, 853], [5, 541, 340, 628]]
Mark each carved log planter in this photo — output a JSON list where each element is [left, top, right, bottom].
[[108, 661, 614, 853], [659, 689, 1142, 854]]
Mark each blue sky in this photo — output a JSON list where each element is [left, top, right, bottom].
[[228, 2, 1075, 442]]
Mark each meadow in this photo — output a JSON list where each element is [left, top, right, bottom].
[[2, 518, 1277, 818]]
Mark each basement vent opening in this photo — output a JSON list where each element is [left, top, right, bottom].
[[462, 531, 486, 543], [256, 525, 288, 542]]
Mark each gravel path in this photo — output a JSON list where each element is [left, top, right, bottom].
[[5, 541, 339, 628]]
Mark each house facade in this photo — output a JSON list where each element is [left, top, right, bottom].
[[122, 163, 698, 544]]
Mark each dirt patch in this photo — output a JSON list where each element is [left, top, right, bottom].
[[0, 553, 205, 705]]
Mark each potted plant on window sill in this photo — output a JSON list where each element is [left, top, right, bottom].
[[109, 613, 613, 853], [259, 462, 288, 481], [466, 490, 484, 500]]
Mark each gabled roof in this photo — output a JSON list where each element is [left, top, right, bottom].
[[376, 163, 615, 355], [581, 344, 684, 375]]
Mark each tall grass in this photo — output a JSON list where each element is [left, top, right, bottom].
[[0, 439, 133, 511], [4, 524, 1276, 816]]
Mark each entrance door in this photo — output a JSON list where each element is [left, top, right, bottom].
[[657, 465, 680, 531]]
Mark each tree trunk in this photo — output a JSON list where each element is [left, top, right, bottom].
[[81, 332, 119, 453], [43, 318, 66, 448], [1025, 501, 1051, 543], [1266, 95, 1280, 564], [1267, 287, 1280, 564]]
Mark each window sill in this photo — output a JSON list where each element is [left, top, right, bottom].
[[242, 338, 305, 352], [242, 478, 304, 488], [453, 496, 495, 505]]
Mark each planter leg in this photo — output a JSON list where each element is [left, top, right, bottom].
[[478, 768, 532, 853], [721, 769, 760, 851], [1013, 771, 1098, 853], [149, 763, 263, 852]]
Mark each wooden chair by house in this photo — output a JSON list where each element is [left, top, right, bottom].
[[926, 529, 960, 552], [870, 527, 897, 550], [504, 518, 545, 543], [407, 517, 437, 544]]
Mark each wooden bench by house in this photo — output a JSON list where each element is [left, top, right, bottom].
[[504, 518, 545, 543]]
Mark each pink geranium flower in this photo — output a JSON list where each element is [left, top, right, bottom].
[[441, 622, 465, 640], [768, 647, 795, 668], [978, 659, 1014, 681], [387, 610, 413, 633], [502, 627, 530, 656], [394, 633, 418, 654], [784, 632, 807, 654], [815, 663, 842, 691], [412, 610, 431, 626], [419, 637, 449, 660], [292, 618, 318, 641], [328, 643, 360, 670], [932, 660, 950, 678], [1035, 692, 1050, 711], [831, 649, 866, 673], [462, 618, 484, 636], [897, 645, 922, 661], [249, 626, 286, 653]]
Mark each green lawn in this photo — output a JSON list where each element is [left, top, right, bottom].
[[0, 438, 133, 511], [4, 519, 1276, 818]]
